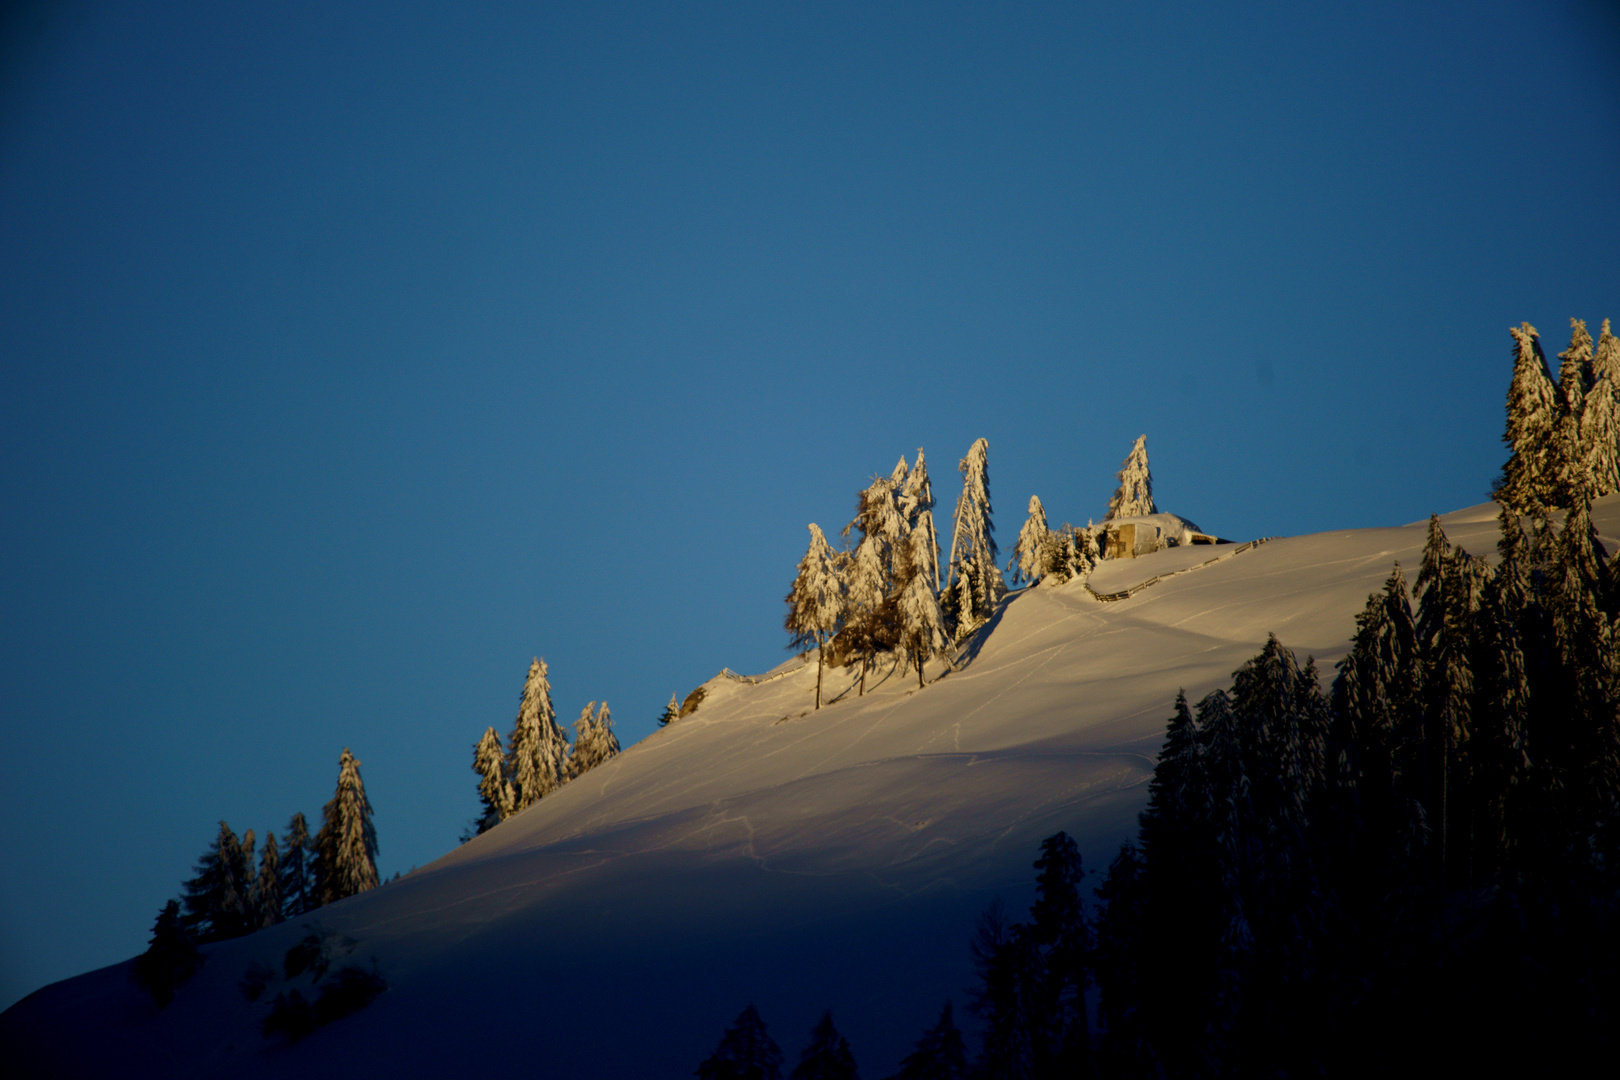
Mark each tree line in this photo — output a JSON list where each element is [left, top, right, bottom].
[[467, 656, 621, 837], [135, 747, 380, 1005], [786, 435, 1159, 708]]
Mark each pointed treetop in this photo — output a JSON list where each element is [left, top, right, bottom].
[[1105, 434, 1156, 519], [890, 454, 910, 488], [1593, 318, 1620, 383], [699, 1004, 784, 1080], [947, 437, 999, 601], [1558, 317, 1595, 410]]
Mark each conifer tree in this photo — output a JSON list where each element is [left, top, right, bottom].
[[508, 657, 566, 811], [1230, 636, 1327, 848], [566, 702, 620, 779], [848, 470, 907, 583], [281, 812, 313, 917], [1415, 518, 1488, 886], [1138, 692, 1208, 874], [1496, 323, 1560, 513], [698, 1004, 785, 1080], [844, 532, 889, 696], [1105, 435, 1156, 519], [786, 523, 845, 709], [895, 524, 949, 688], [1557, 317, 1595, 412], [1548, 500, 1618, 858], [180, 821, 251, 942], [899, 448, 941, 591], [1550, 319, 1597, 505], [658, 693, 680, 727], [1580, 374, 1620, 499], [473, 725, 513, 834], [1092, 844, 1151, 1078], [1590, 319, 1620, 498], [1009, 495, 1051, 587], [240, 829, 256, 892], [132, 900, 201, 1006], [945, 438, 1000, 624], [790, 1012, 859, 1080], [314, 747, 379, 906], [594, 702, 621, 763], [969, 902, 1039, 1080], [1330, 565, 1425, 869], [1044, 525, 1099, 585], [1594, 318, 1620, 383], [1471, 510, 1534, 878], [253, 830, 283, 929], [1028, 832, 1091, 1075], [890, 1002, 968, 1080]]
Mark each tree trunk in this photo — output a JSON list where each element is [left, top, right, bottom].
[[815, 634, 824, 709]]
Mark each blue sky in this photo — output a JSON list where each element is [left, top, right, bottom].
[[2, 0, 1616, 1009]]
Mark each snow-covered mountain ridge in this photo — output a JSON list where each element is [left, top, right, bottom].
[[7, 498, 1616, 1078]]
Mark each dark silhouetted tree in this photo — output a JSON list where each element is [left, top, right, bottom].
[[698, 1004, 784, 1080], [132, 899, 201, 1006], [790, 1012, 859, 1080]]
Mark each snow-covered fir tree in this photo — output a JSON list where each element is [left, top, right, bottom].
[[180, 820, 251, 942], [566, 702, 620, 779], [785, 522, 845, 709], [1557, 318, 1595, 412], [507, 657, 566, 811], [472, 725, 513, 835], [790, 1012, 859, 1080], [842, 461, 911, 694], [314, 747, 379, 906], [658, 693, 679, 727], [1010, 495, 1052, 586], [896, 523, 949, 688], [945, 437, 1001, 628], [1573, 316, 1620, 500], [848, 466, 908, 582], [1058, 526, 1101, 583], [1105, 435, 1156, 520], [252, 830, 282, 929], [1496, 322, 1560, 513], [899, 448, 940, 591], [1580, 372, 1620, 499], [1551, 319, 1598, 505], [843, 531, 889, 696], [1594, 318, 1620, 383], [281, 811, 312, 917], [1330, 564, 1426, 864], [593, 703, 621, 764]]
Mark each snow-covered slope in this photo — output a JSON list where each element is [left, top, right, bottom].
[[7, 499, 1613, 1078]]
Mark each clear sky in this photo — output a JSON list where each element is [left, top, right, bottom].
[[1, 0, 1616, 1010]]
